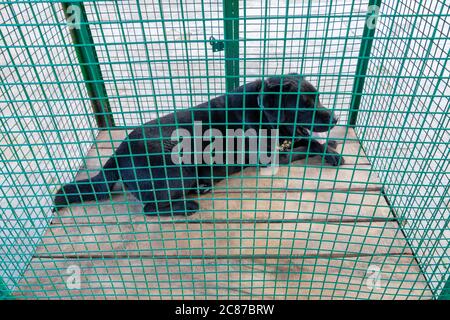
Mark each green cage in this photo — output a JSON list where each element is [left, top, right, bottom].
[[1, 0, 448, 299]]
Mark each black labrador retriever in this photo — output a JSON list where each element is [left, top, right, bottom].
[[54, 74, 344, 215]]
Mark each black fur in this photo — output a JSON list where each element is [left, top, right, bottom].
[[54, 74, 344, 215]]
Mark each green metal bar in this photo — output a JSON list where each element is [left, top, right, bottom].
[[0, 278, 12, 300], [223, 0, 240, 92], [438, 276, 450, 300], [349, 0, 382, 125], [61, 1, 114, 128]]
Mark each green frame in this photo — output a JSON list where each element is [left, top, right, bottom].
[[438, 277, 450, 300], [349, 0, 382, 125], [61, 1, 115, 128], [223, 0, 240, 92], [0, 278, 12, 300]]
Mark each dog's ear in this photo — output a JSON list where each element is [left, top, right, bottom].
[[299, 77, 318, 106], [259, 76, 295, 125], [259, 75, 304, 125], [262, 76, 295, 93]]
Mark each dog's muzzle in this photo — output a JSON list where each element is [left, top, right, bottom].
[[296, 127, 311, 137]]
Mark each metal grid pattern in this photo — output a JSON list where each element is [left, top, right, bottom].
[[0, 0, 448, 299]]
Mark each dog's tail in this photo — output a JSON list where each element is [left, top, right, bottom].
[[53, 157, 119, 211]]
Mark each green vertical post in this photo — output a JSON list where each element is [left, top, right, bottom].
[[349, 0, 382, 125], [438, 277, 450, 300], [223, 0, 240, 92], [0, 278, 12, 300], [61, 2, 114, 128]]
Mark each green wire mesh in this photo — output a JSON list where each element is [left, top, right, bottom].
[[1, 0, 448, 299], [357, 0, 449, 297]]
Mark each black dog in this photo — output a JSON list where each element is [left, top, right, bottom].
[[54, 74, 344, 215]]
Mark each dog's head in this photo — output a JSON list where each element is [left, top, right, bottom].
[[259, 74, 338, 136]]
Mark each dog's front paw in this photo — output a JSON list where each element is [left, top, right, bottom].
[[324, 150, 345, 166]]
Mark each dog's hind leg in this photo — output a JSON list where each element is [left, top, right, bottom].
[[124, 166, 199, 216], [144, 198, 199, 216], [140, 178, 199, 216]]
